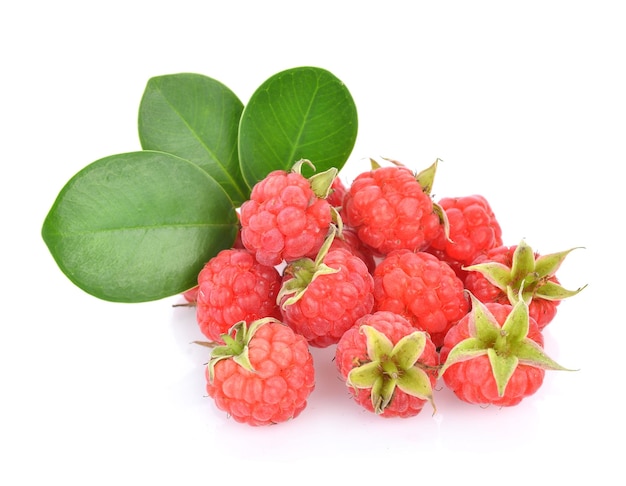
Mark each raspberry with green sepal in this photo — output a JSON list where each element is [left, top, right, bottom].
[[340, 159, 443, 256], [205, 318, 315, 426], [425, 194, 503, 281], [239, 159, 338, 267], [278, 228, 375, 347], [439, 294, 573, 407], [463, 240, 586, 330], [335, 311, 438, 418]]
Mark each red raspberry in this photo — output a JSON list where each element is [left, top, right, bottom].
[[239, 162, 335, 266], [439, 296, 570, 407], [425, 194, 502, 281], [279, 245, 375, 348], [206, 318, 315, 426], [196, 248, 281, 343], [341, 164, 441, 256], [372, 249, 469, 348], [335, 311, 438, 418], [464, 240, 585, 330]]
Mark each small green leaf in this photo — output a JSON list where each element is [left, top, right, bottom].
[[535, 281, 587, 300], [238, 66, 358, 187], [138, 73, 249, 206], [500, 298, 530, 344], [463, 262, 511, 290], [469, 294, 502, 344], [361, 325, 394, 361], [513, 339, 574, 371], [438, 337, 488, 378], [41, 151, 238, 303], [488, 348, 519, 397], [347, 361, 381, 389], [510, 240, 536, 283], [396, 366, 435, 409], [390, 331, 426, 370], [533, 247, 582, 279]]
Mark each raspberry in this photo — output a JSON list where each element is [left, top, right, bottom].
[[439, 295, 570, 407], [239, 161, 336, 266], [463, 240, 585, 330], [206, 318, 315, 426], [335, 311, 438, 418], [425, 194, 502, 281], [372, 249, 469, 348], [341, 163, 441, 256], [278, 238, 375, 347], [196, 248, 281, 343]]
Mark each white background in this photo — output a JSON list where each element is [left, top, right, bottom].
[[2, 1, 623, 484]]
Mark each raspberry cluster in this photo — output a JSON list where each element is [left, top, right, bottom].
[[186, 158, 585, 425]]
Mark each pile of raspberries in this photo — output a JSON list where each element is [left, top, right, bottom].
[[182, 158, 584, 426]]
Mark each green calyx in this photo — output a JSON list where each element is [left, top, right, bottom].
[[347, 325, 436, 414], [463, 239, 587, 305], [291, 158, 338, 199], [207, 317, 278, 383], [438, 294, 573, 397], [277, 226, 340, 308], [414, 158, 440, 195]]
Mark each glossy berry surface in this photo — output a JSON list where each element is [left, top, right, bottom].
[[239, 169, 333, 266], [341, 165, 441, 256], [438, 299, 565, 407], [196, 249, 281, 343], [279, 247, 375, 347], [206, 319, 315, 426], [335, 311, 438, 418], [373, 249, 469, 348], [426, 194, 502, 281]]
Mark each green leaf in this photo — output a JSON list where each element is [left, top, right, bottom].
[[238, 66, 358, 187], [41, 151, 238, 303], [138, 73, 249, 206]]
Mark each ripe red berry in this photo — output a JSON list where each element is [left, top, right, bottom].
[[341, 163, 441, 256], [239, 161, 336, 266], [463, 240, 585, 330], [439, 295, 571, 407], [425, 194, 503, 281], [206, 318, 315, 426], [279, 242, 375, 347], [196, 248, 282, 343], [335, 311, 438, 418], [372, 249, 469, 348]]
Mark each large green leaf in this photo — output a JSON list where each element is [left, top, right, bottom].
[[41, 151, 238, 303], [238, 66, 358, 186], [138, 73, 249, 206]]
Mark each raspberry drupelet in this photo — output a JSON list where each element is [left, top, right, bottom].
[[239, 160, 337, 267]]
